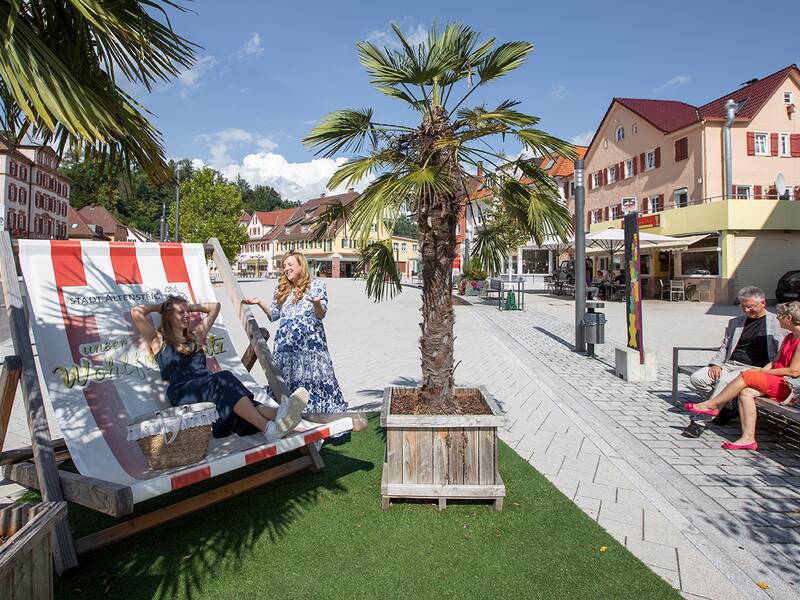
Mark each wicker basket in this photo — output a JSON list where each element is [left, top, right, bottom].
[[127, 403, 218, 470]]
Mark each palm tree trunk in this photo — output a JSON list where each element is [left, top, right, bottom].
[[418, 192, 458, 412]]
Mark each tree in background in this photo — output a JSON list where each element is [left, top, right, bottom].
[[0, 1, 196, 183], [169, 168, 248, 260], [391, 214, 418, 239], [234, 176, 297, 214]]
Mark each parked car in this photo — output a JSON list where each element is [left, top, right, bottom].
[[776, 270, 800, 302]]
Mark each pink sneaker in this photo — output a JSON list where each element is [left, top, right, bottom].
[[683, 403, 719, 417]]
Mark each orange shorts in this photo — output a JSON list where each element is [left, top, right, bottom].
[[741, 370, 791, 402]]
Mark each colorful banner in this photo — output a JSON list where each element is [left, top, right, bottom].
[[623, 214, 645, 364], [18, 240, 350, 503]]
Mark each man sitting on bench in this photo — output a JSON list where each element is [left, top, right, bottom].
[[689, 286, 783, 424]]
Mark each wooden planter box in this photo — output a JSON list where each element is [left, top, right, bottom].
[[380, 386, 506, 511], [0, 502, 67, 599]]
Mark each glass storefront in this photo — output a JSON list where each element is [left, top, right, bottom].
[[522, 249, 550, 274]]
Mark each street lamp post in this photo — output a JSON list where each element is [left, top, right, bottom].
[[173, 167, 181, 242], [574, 158, 587, 353]]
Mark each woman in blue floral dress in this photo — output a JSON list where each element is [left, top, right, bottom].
[[243, 251, 346, 416]]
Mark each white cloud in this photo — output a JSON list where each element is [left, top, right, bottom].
[[190, 158, 206, 170], [177, 55, 217, 97], [653, 74, 691, 93], [571, 131, 594, 146], [367, 21, 427, 49], [240, 32, 264, 56], [196, 128, 278, 168], [218, 153, 373, 203], [550, 85, 567, 100]]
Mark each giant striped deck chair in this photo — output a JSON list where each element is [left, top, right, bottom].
[[0, 234, 352, 570]]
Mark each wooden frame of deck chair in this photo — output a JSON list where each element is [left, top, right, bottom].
[[0, 233, 354, 573]]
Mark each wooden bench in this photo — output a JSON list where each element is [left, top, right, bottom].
[[672, 346, 800, 426], [485, 278, 503, 300]]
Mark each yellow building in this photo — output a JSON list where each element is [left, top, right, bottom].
[[268, 191, 391, 278], [583, 64, 800, 302], [391, 235, 421, 279]]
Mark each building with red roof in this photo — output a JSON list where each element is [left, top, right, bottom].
[[583, 64, 800, 302]]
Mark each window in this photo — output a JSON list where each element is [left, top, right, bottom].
[[615, 126, 625, 142], [342, 238, 350, 249], [19, 189, 26, 204], [754, 133, 769, 156], [591, 172, 601, 188], [569, 182, 575, 198], [401, 243, 407, 252], [645, 150, 656, 170], [393, 242, 399, 252], [647, 196, 661, 214], [632, 123, 638, 135], [681, 236, 720, 276], [521, 249, 549, 274], [673, 188, 689, 208], [780, 133, 791, 157], [301, 225, 309, 233], [610, 205, 621, 219], [412, 244, 418, 252], [640, 255, 651, 276], [785, 91, 794, 104], [603, 139, 608, 149], [624, 159, 634, 179], [674, 137, 688, 161], [370, 223, 377, 233], [782, 186, 794, 201], [592, 209, 602, 223], [607, 165, 617, 184]]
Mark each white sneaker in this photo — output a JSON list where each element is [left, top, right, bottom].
[[264, 387, 309, 442]]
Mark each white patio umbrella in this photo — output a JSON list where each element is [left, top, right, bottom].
[[542, 237, 574, 263], [583, 227, 680, 261]]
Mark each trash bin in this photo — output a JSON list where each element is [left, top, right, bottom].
[[583, 310, 606, 345]]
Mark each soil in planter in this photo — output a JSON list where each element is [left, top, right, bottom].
[[391, 388, 491, 415]]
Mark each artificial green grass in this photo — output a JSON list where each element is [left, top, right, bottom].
[[55, 417, 679, 599]]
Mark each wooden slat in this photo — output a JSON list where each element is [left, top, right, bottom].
[[4, 462, 134, 517], [386, 428, 402, 484], [402, 429, 418, 484], [298, 444, 325, 473], [241, 327, 271, 372], [433, 430, 449, 485], [383, 482, 506, 498], [447, 429, 464, 485], [415, 428, 433, 485], [0, 355, 21, 452], [383, 414, 505, 428], [0, 438, 68, 466], [478, 428, 495, 485], [209, 237, 289, 403], [30, 531, 52, 600], [74, 455, 312, 555], [464, 428, 480, 485], [0, 502, 66, 580], [0, 232, 77, 572]]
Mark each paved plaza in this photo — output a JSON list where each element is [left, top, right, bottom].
[[2, 279, 799, 598]]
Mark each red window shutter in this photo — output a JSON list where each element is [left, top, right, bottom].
[[754, 185, 762, 199], [602, 169, 607, 186], [654, 147, 661, 168], [795, 187, 800, 201], [770, 133, 779, 156], [640, 198, 647, 213], [619, 162, 625, 179], [617, 203, 622, 216], [746, 132, 755, 155], [588, 174, 593, 190], [603, 206, 609, 220], [632, 156, 638, 175], [768, 185, 776, 199], [791, 134, 800, 157], [731, 183, 737, 198], [586, 211, 591, 229], [639, 152, 646, 170], [657, 194, 664, 211], [564, 183, 569, 198]]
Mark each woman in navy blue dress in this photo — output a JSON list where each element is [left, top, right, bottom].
[[131, 295, 308, 440]]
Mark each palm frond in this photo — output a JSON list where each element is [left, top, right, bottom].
[[356, 240, 402, 302], [309, 200, 351, 241], [471, 224, 510, 274], [476, 41, 534, 84], [516, 129, 577, 161], [495, 178, 573, 246], [327, 150, 401, 190], [303, 108, 378, 158], [0, 1, 196, 182], [454, 100, 540, 129]]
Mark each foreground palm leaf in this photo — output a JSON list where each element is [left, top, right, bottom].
[[304, 22, 575, 409], [0, 0, 197, 182]]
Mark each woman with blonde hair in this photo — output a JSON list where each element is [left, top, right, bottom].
[[243, 251, 346, 416], [131, 295, 309, 441], [684, 301, 800, 450]]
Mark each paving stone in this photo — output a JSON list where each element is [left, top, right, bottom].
[[648, 565, 681, 590], [597, 517, 642, 544], [528, 453, 564, 476], [699, 486, 734, 499], [624, 538, 679, 571], [751, 526, 800, 544], [576, 481, 618, 502], [599, 501, 643, 527], [573, 495, 602, 517], [754, 486, 800, 500], [593, 460, 637, 490]]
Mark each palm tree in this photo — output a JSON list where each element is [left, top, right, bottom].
[[0, 0, 197, 182], [304, 23, 575, 412]]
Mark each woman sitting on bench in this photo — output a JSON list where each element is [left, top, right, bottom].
[[683, 301, 800, 450], [132, 296, 309, 441]]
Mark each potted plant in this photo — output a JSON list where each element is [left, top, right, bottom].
[[304, 23, 574, 509], [459, 258, 487, 296]]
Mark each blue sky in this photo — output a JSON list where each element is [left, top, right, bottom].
[[131, 0, 797, 202]]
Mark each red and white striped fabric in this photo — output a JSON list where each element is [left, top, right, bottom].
[[19, 240, 352, 503]]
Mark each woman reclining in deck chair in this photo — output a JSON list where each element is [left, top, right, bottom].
[[132, 296, 308, 441]]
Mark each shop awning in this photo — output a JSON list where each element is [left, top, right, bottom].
[[585, 233, 710, 255]]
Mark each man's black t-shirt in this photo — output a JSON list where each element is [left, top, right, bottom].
[[729, 316, 769, 366]]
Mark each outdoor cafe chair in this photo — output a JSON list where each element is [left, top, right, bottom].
[[669, 279, 687, 301]]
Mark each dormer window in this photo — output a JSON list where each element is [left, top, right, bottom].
[[615, 126, 625, 142]]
